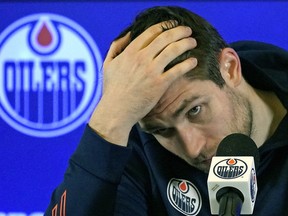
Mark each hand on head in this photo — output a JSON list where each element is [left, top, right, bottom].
[[89, 21, 197, 145]]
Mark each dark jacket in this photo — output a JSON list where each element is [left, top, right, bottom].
[[45, 41, 288, 216]]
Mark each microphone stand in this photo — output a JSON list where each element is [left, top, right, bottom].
[[217, 187, 244, 216]]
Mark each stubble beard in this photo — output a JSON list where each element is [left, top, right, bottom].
[[197, 87, 254, 174], [225, 86, 254, 138]]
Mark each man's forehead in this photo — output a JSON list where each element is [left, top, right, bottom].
[[140, 79, 216, 127], [145, 82, 190, 118], [140, 94, 203, 132]]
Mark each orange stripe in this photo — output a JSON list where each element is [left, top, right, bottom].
[[52, 204, 58, 216], [60, 190, 67, 216]]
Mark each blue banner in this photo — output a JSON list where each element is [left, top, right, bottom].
[[0, 1, 287, 215]]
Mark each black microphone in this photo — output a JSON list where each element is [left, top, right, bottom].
[[207, 133, 260, 215]]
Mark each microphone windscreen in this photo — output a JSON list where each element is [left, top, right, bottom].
[[216, 133, 260, 169]]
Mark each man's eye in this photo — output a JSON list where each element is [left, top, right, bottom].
[[188, 105, 201, 117]]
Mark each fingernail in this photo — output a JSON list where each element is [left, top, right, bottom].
[[191, 58, 198, 66]]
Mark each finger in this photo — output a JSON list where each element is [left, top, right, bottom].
[[154, 37, 197, 70], [105, 31, 131, 62], [163, 57, 198, 83], [146, 25, 193, 58], [126, 20, 178, 52]]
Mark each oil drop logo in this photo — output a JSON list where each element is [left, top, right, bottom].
[[167, 178, 202, 215], [0, 14, 103, 137], [213, 158, 248, 179]]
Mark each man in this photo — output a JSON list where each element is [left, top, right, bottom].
[[45, 6, 288, 215]]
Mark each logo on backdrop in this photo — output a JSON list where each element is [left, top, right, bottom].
[[167, 178, 202, 215], [213, 158, 248, 179], [0, 14, 103, 137]]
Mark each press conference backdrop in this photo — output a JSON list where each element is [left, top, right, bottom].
[[0, 1, 287, 215]]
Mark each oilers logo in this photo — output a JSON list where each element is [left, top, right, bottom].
[[0, 14, 103, 137], [167, 178, 202, 215], [213, 158, 248, 179]]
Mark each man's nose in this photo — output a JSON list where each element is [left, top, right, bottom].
[[177, 126, 206, 159]]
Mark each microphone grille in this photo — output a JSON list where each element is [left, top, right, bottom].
[[216, 133, 260, 169]]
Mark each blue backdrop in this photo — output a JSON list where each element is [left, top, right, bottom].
[[0, 1, 287, 215]]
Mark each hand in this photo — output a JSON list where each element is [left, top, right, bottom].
[[89, 21, 197, 146]]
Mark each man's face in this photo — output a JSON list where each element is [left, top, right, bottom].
[[139, 77, 253, 173]]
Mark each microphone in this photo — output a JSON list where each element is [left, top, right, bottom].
[[207, 133, 260, 215]]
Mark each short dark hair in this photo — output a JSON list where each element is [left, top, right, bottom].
[[117, 6, 229, 87]]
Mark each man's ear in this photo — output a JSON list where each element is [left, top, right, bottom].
[[219, 48, 242, 88]]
